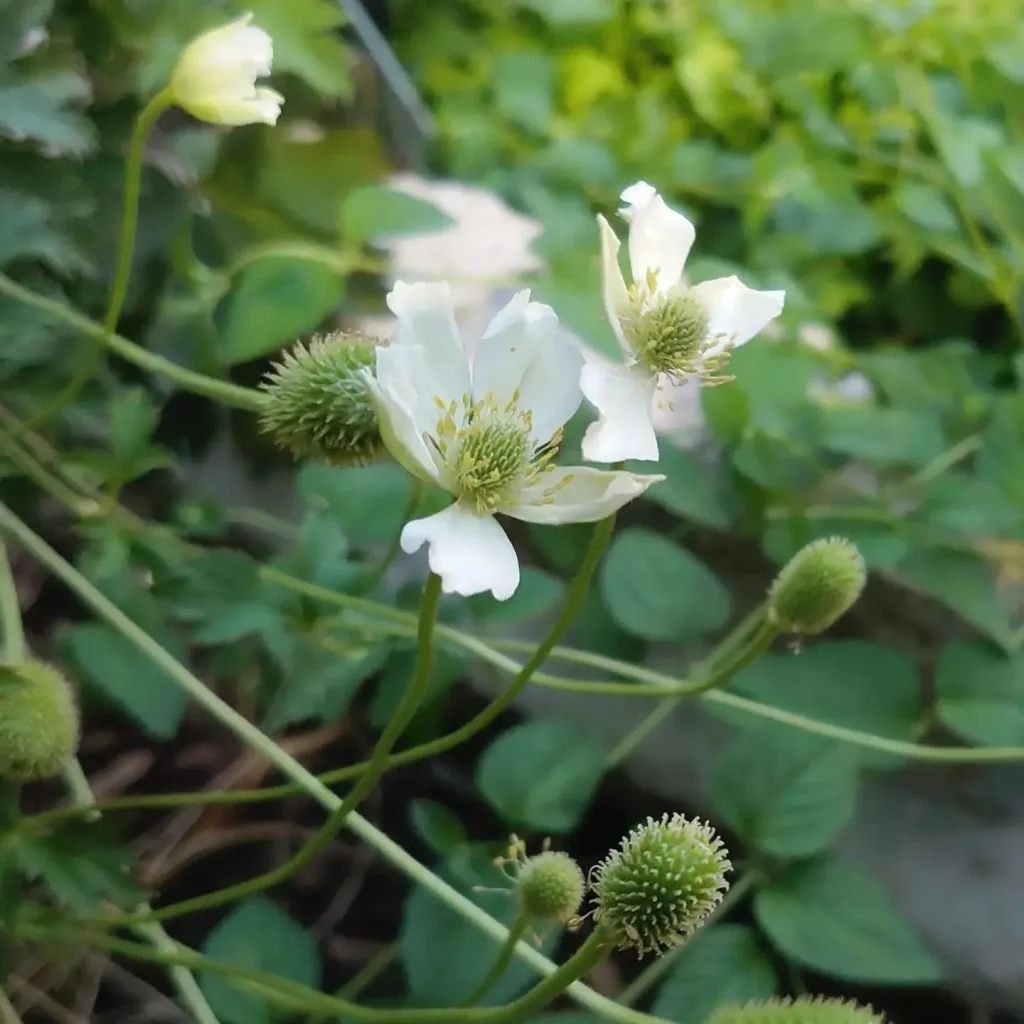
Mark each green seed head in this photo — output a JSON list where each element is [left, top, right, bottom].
[[516, 850, 585, 925], [450, 415, 532, 514], [625, 292, 710, 375], [259, 332, 388, 467], [0, 661, 79, 781], [768, 536, 867, 635], [707, 997, 885, 1024], [591, 813, 730, 955]]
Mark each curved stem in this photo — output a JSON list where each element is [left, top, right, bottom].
[[0, 542, 25, 663], [137, 573, 443, 924], [26, 89, 175, 429], [0, 275, 264, 412], [462, 910, 531, 1007], [0, 991, 22, 1024]]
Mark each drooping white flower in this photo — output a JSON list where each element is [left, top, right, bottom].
[[581, 181, 786, 463], [170, 14, 283, 126], [367, 282, 664, 600]]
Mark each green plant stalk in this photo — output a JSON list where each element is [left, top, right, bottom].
[[0, 990, 21, 1024], [462, 909, 531, 1008], [0, 542, 25, 663], [0, 504, 653, 1024], [26, 89, 175, 429], [0, 434, 100, 520], [0, 275, 263, 412], [135, 572, 443, 924]]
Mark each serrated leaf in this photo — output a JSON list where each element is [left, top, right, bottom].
[[299, 462, 414, 546], [341, 184, 453, 241], [935, 641, 1024, 746], [0, 67, 95, 155]]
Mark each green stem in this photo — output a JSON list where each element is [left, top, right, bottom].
[[0, 504, 651, 1023], [58, 757, 219, 1024], [136, 572, 442, 925], [25, 89, 175, 429], [462, 910, 531, 1007], [618, 874, 755, 1007], [0, 275, 264, 412], [0, 542, 25, 663], [0, 433, 100, 519], [0, 991, 21, 1024]]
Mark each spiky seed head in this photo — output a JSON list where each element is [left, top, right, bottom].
[[259, 332, 389, 467], [707, 997, 886, 1024], [768, 536, 867, 635], [590, 813, 730, 955], [516, 850, 585, 925], [0, 661, 79, 780]]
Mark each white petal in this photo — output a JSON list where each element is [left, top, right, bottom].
[[620, 183, 695, 294], [471, 290, 558, 407], [516, 329, 583, 444], [368, 346, 443, 483], [507, 466, 665, 525], [689, 276, 785, 356], [598, 215, 632, 354], [386, 281, 470, 408], [579, 358, 659, 463], [618, 181, 657, 219], [401, 503, 520, 600]]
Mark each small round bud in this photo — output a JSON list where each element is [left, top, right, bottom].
[[516, 850, 585, 925], [707, 997, 885, 1024], [626, 293, 710, 375], [767, 537, 866, 635], [259, 332, 389, 467], [0, 661, 79, 780], [591, 813, 730, 955]]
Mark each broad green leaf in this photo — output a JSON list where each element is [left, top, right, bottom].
[[476, 719, 605, 833], [818, 406, 946, 466], [216, 256, 343, 365], [711, 724, 858, 857], [632, 446, 735, 529], [652, 925, 778, 1023], [470, 567, 565, 624], [935, 641, 1024, 746], [0, 67, 95, 156], [299, 462, 414, 546], [722, 642, 923, 768], [763, 512, 909, 570], [201, 897, 321, 1024], [62, 623, 188, 740], [601, 528, 732, 641], [409, 800, 468, 858], [727, 345, 819, 435], [276, 511, 357, 593], [892, 182, 959, 234], [754, 856, 941, 983], [341, 184, 453, 241], [492, 51, 553, 133]]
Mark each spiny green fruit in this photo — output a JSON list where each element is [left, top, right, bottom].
[[0, 661, 79, 780], [591, 813, 730, 955], [767, 536, 866, 635], [259, 331, 389, 467], [707, 996, 885, 1024], [516, 850, 585, 925]]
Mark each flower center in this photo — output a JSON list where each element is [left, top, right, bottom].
[[624, 292, 710, 375], [428, 393, 562, 514]]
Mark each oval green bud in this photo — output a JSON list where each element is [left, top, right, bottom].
[[591, 813, 730, 955], [707, 997, 885, 1024], [516, 850, 585, 925], [259, 332, 389, 467], [768, 536, 866, 635], [0, 661, 79, 780]]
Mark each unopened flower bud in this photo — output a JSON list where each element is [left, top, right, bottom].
[[591, 813, 730, 955], [767, 537, 866, 635], [707, 997, 885, 1024], [0, 661, 79, 780], [516, 850, 585, 926], [259, 332, 389, 467]]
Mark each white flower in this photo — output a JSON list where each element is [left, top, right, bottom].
[[170, 14, 283, 126], [581, 181, 786, 463], [367, 282, 664, 600]]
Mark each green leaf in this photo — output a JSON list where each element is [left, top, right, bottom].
[[216, 256, 343, 365], [370, 648, 460, 728], [299, 463, 414, 546], [723, 642, 923, 768], [470, 568, 564, 625], [763, 512, 909, 570], [409, 800, 468, 858], [476, 719, 605, 833], [818, 406, 946, 466], [632, 446, 734, 529], [0, 67, 95, 155], [892, 182, 960, 234], [897, 548, 1014, 650], [754, 856, 941, 983], [341, 184, 453, 241], [401, 846, 556, 1006], [935, 641, 1024, 746], [651, 925, 778, 1023], [201, 897, 321, 1024], [711, 724, 858, 857], [600, 527, 732, 641], [276, 511, 357, 594], [492, 51, 553, 133], [62, 623, 188, 740]]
